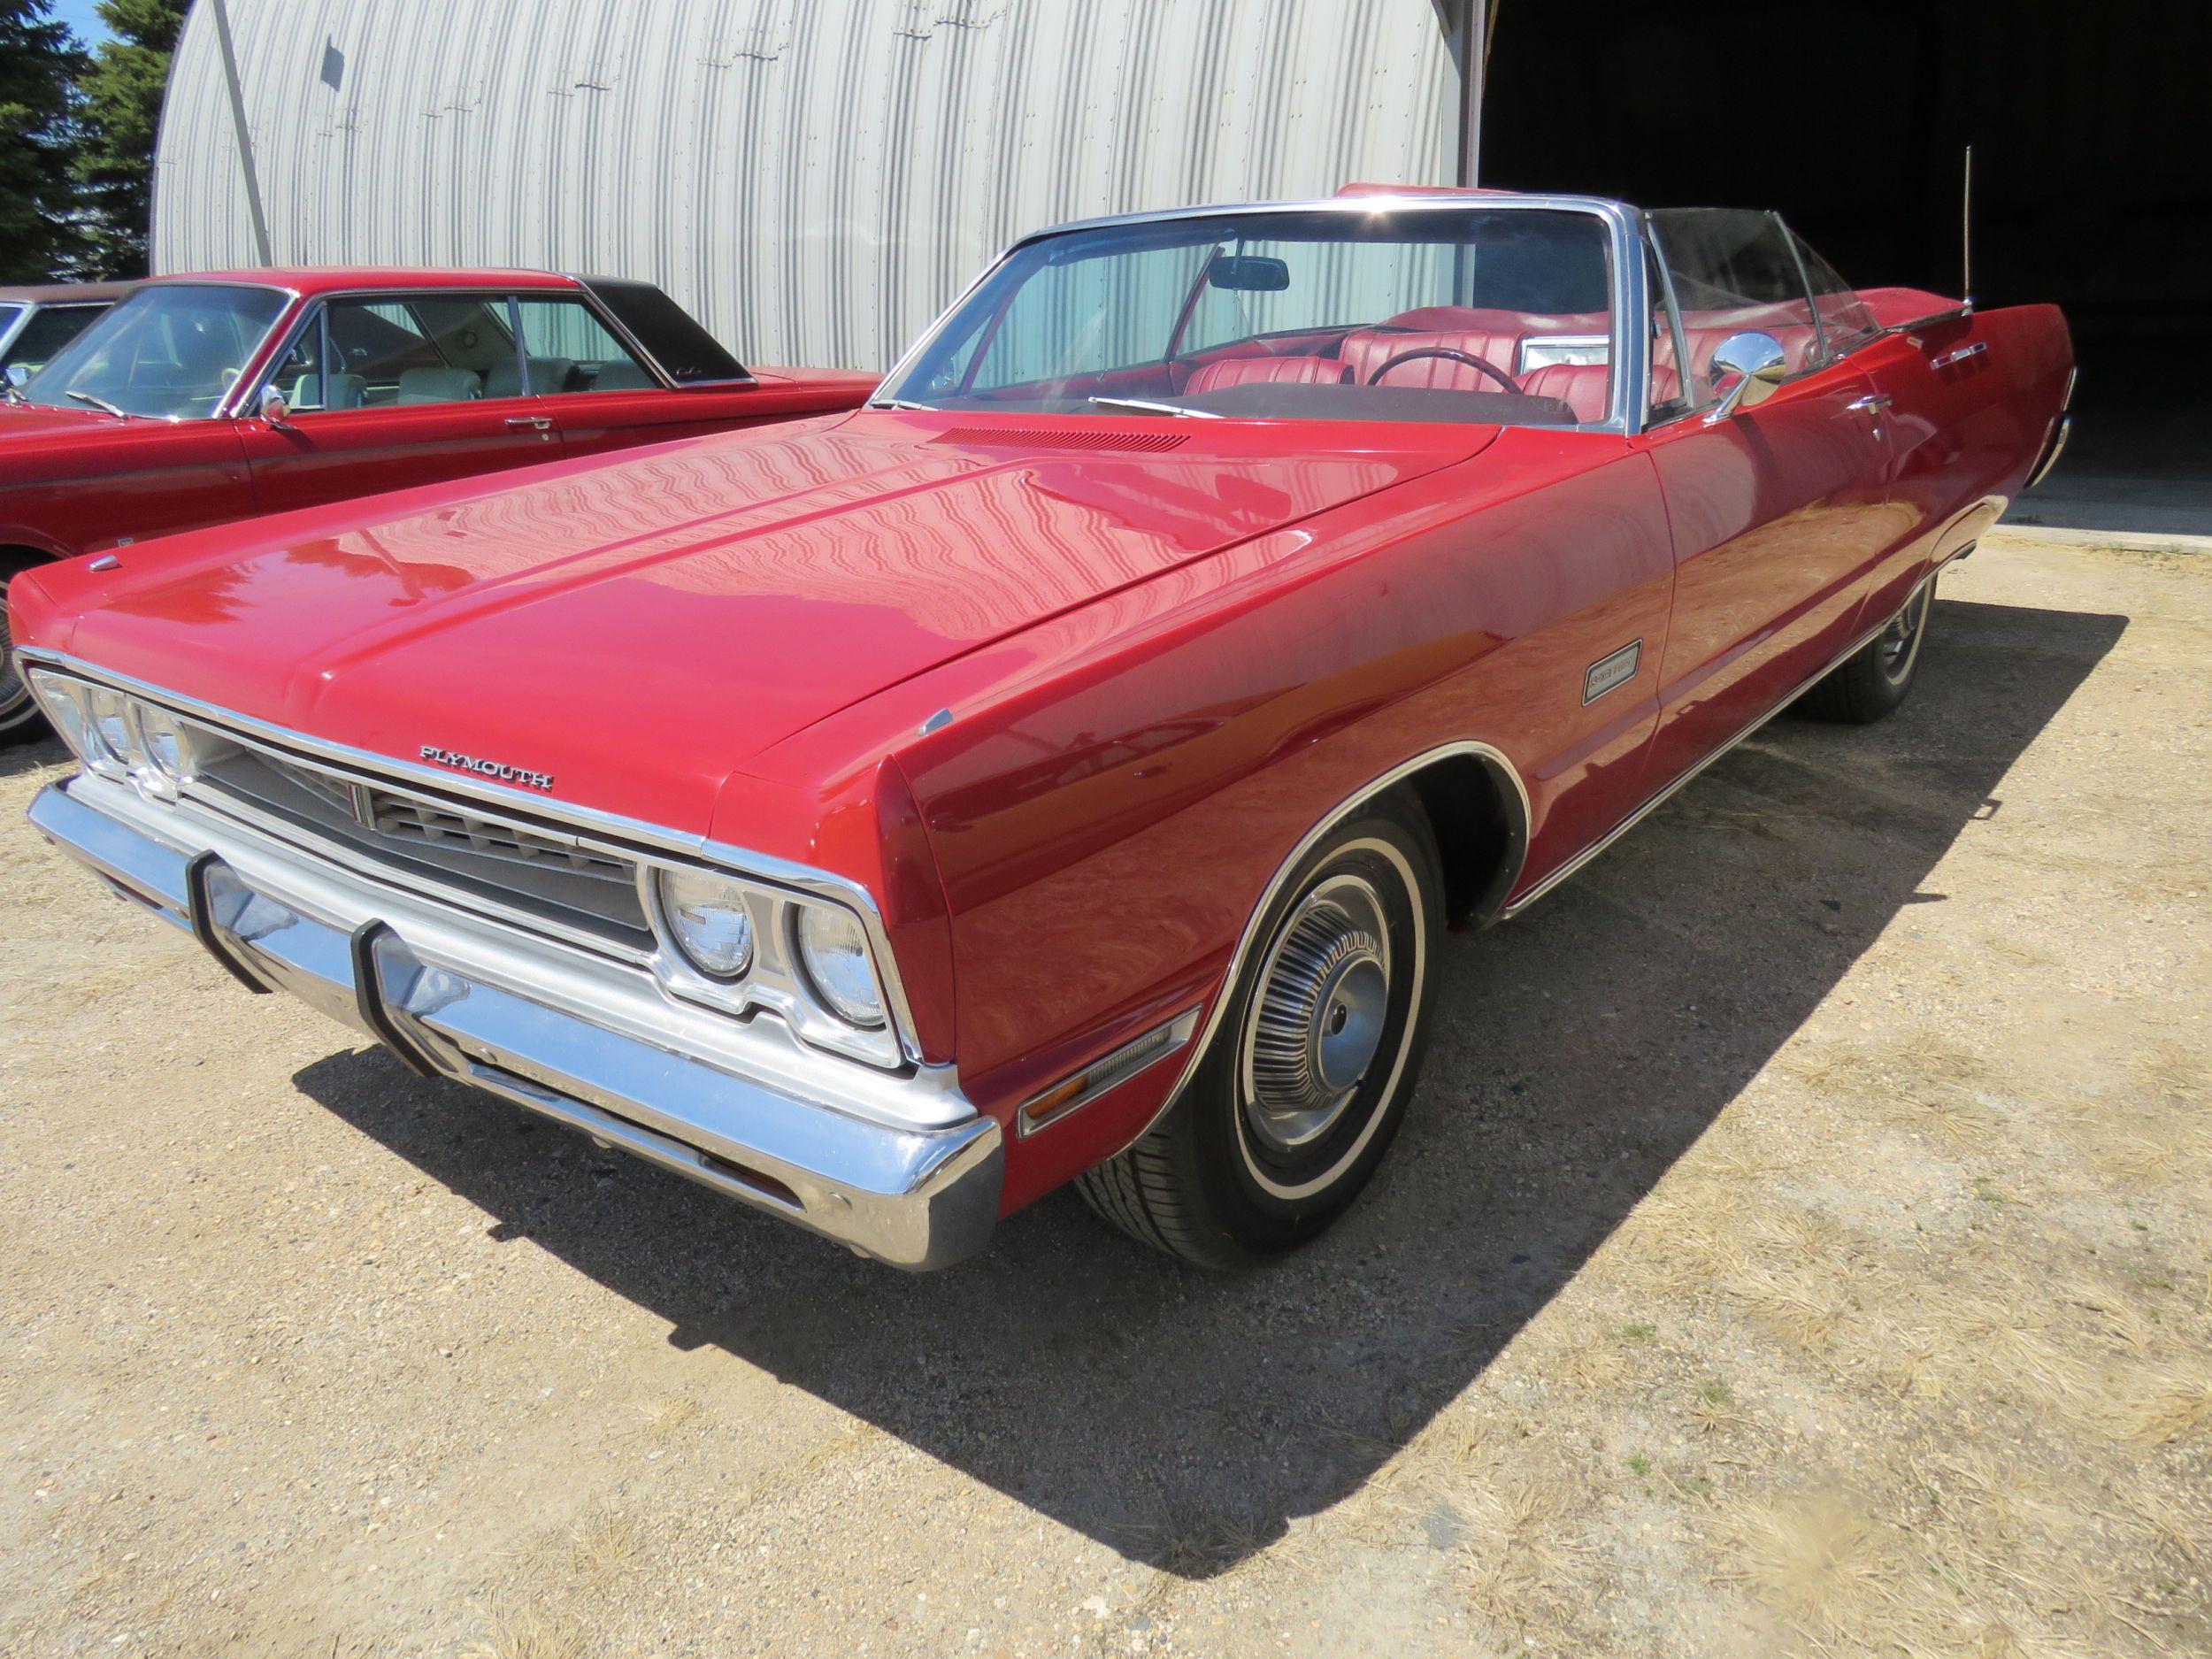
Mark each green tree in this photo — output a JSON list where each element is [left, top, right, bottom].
[[73, 0, 186, 278], [0, 0, 88, 282]]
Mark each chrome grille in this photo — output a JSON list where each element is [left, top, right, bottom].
[[193, 744, 653, 952], [363, 788, 634, 883]]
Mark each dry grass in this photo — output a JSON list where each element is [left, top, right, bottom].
[[1713, 1489, 1901, 1647], [1456, 1481, 1593, 1631], [2097, 1357, 2212, 1445], [462, 1606, 586, 1659]]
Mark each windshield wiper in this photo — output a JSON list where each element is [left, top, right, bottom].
[[65, 389, 131, 419], [1087, 396, 1219, 419], [868, 396, 936, 411]]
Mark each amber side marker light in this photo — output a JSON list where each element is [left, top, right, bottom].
[[1016, 1009, 1202, 1137]]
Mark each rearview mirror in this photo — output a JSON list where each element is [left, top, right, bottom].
[[1703, 331, 1787, 424], [1208, 256, 1291, 293]]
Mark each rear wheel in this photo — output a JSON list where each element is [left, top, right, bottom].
[[1076, 795, 1443, 1268], [0, 554, 46, 748], [1800, 574, 1935, 725]]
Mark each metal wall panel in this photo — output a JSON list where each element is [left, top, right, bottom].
[[155, 0, 1463, 371]]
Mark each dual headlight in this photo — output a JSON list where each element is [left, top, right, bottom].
[[29, 669, 217, 799], [653, 865, 887, 1035]]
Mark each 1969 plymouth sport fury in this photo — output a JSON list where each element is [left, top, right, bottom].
[[18, 188, 2073, 1269]]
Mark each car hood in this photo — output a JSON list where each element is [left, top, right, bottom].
[[31, 412, 1494, 829]]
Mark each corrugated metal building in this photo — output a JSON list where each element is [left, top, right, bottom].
[[150, 0, 1479, 371]]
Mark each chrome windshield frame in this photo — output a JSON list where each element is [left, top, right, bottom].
[[22, 279, 301, 424], [874, 192, 1648, 436]]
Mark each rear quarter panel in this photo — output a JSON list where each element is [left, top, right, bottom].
[[1854, 302, 2074, 626]]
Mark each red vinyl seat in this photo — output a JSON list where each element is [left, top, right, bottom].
[[1517, 364, 1612, 422], [1185, 357, 1352, 395], [1336, 326, 1525, 389], [1515, 365, 1681, 422]]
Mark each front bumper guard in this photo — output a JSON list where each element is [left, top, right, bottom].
[[28, 779, 1003, 1269]]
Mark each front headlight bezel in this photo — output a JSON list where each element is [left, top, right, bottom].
[[639, 858, 902, 1068], [30, 668, 230, 798]]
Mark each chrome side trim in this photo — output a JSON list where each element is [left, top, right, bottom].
[[19, 649, 932, 1068], [1498, 580, 1935, 919], [2026, 409, 2073, 492], [1109, 739, 1530, 1159]]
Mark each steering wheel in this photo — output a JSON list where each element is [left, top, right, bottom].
[[1365, 346, 1520, 394]]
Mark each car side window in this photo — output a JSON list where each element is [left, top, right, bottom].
[[7, 304, 105, 374], [1790, 231, 1882, 361], [271, 297, 511, 411], [1647, 209, 1824, 410], [511, 296, 658, 394]]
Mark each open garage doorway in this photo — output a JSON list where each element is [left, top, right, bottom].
[[1481, 1, 2212, 534]]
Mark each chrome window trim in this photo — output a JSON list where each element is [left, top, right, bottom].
[[1109, 737, 1531, 1160], [0, 303, 27, 356], [552, 272, 737, 391], [233, 280, 679, 417], [876, 194, 1646, 436], [35, 280, 301, 423], [20, 648, 931, 1069]]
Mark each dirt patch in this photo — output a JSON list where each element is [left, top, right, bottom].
[[2, 534, 2206, 1656]]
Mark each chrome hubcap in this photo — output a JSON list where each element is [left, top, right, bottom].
[[1243, 874, 1391, 1153], [1878, 583, 1931, 683]]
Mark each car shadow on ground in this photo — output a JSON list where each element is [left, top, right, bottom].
[[0, 733, 68, 782], [291, 593, 2125, 1578]]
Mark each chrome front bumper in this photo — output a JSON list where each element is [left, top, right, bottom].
[[27, 778, 1003, 1269]]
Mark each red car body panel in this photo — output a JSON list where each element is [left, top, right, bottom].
[[0, 267, 876, 567], [12, 234, 2075, 1231]]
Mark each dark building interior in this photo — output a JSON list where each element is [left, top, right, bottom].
[[1482, 0, 2210, 526]]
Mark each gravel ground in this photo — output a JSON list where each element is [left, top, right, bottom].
[[2, 530, 2206, 1658]]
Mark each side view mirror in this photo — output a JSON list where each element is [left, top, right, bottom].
[[1703, 331, 1788, 424], [257, 385, 293, 426], [4, 365, 27, 390]]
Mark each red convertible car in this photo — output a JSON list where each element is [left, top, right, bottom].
[[18, 189, 2072, 1269], [0, 266, 878, 740]]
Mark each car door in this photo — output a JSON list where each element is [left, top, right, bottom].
[[238, 293, 559, 517], [1632, 211, 1894, 790], [508, 291, 803, 459]]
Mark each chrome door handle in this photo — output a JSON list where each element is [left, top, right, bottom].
[[1931, 342, 1988, 369], [1847, 394, 1892, 413], [504, 415, 553, 431]]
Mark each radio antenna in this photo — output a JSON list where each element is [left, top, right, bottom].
[[1961, 143, 1975, 305]]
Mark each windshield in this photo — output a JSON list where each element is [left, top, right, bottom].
[[23, 284, 286, 419], [880, 206, 1618, 426]]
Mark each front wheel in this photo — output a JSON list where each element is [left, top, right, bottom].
[[1800, 574, 1935, 725], [1076, 795, 1443, 1268], [0, 556, 46, 748]]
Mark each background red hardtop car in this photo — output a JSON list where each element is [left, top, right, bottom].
[[0, 266, 878, 740], [16, 190, 2073, 1269]]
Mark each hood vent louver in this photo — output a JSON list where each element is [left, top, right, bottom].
[[934, 426, 1189, 453]]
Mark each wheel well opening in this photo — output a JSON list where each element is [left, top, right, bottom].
[[1403, 753, 1523, 928]]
